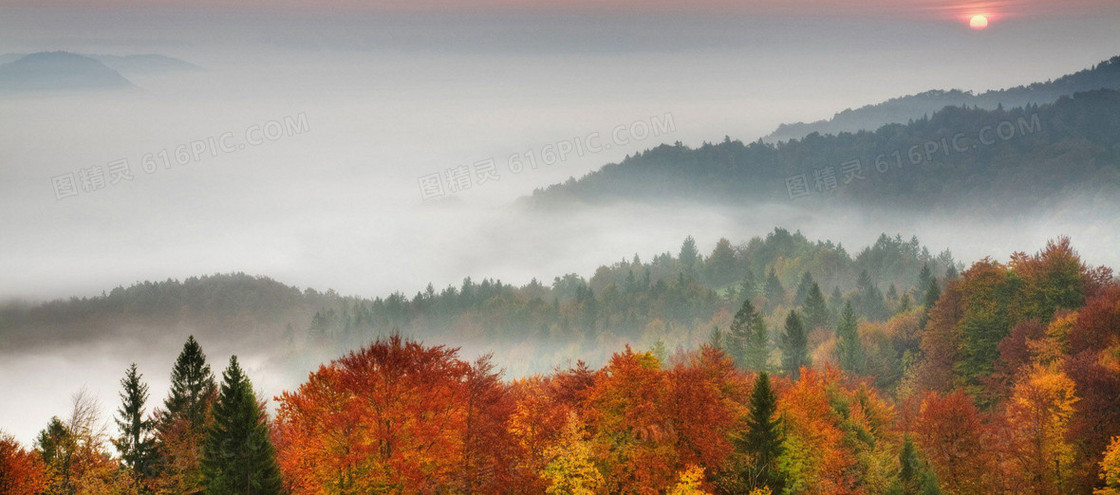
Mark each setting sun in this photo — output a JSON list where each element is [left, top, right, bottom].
[[970, 14, 990, 29]]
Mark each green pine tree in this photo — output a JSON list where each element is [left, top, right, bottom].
[[764, 268, 784, 311], [793, 272, 814, 306], [707, 325, 725, 352], [201, 356, 283, 495], [734, 372, 786, 493], [160, 336, 217, 431], [114, 363, 158, 486], [888, 435, 941, 495], [836, 301, 863, 374], [156, 335, 217, 493], [780, 310, 810, 379], [728, 298, 769, 371], [679, 235, 699, 275], [802, 282, 830, 330], [920, 277, 941, 329]]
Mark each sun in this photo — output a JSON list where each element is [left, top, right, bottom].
[[969, 15, 990, 30]]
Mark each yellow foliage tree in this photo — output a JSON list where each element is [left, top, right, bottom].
[[1007, 363, 1078, 494], [1096, 436, 1120, 495]]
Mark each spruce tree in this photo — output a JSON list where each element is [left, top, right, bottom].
[[836, 301, 863, 374], [802, 282, 830, 330], [707, 326, 725, 352], [890, 436, 941, 495], [793, 272, 814, 306], [916, 263, 933, 298], [920, 278, 941, 329], [114, 363, 157, 484], [160, 336, 217, 431], [780, 310, 810, 379], [735, 372, 785, 493], [897, 293, 913, 314], [764, 268, 784, 311], [728, 298, 769, 371], [679, 236, 699, 274], [201, 356, 283, 495], [156, 335, 217, 493]]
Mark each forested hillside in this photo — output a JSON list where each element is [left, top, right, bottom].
[[529, 90, 1120, 212], [1, 230, 959, 376], [764, 55, 1120, 141], [2, 237, 1117, 494]]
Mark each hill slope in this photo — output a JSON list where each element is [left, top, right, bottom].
[[528, 90, 1120, 212], [765, 56, 1120, 142]]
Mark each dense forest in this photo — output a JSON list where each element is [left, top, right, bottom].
[[0, 229, 959, 375], [764, 55, 1120, 141], [528, 90, 1120, 212], [3, 236, 1119, 494]]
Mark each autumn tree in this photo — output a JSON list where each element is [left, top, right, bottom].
[[585, 347, 675, 493], [1005, 364, 1078, 494], [667, 346, 747, 475], [201, 356, 283, 494], [1097, 436, 1120, 495], [914, 390, 991, 494], [0, 431, 48, 495], [273, 336, 510, 492], [542, 412, 604, 495], [37, 390, 131, 494]]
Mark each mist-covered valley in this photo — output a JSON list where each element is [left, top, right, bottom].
[[2, 8, 1120, 493]]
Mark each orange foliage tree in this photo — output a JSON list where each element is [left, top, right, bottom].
[[0, 432, 48, 495], [272, 336, 515, 493]]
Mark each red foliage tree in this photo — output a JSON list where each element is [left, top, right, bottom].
[[0, 432, 48, 495]]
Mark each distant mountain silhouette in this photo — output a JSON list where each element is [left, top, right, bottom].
[[527, 90, 1120, 213], [0, 51, 134, 92], [90, 54, 202, 74], [0, 52, 200, 74], [764, 56, 1120, 142]]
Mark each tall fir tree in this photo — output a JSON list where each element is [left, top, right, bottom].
[[917, 263, 933, 298], [728, 298, 769, 371], [707, 325, 725, 352], [160, 336, 217, 431], [836, 301, 864, 374], [793, 272, 814, 306], [889, 435, 941, 495], [114, 363, 157, 486], [679, 235, 699, 275], [734, 372, 786, 493], [201, 356, 283, 495], [855, 270, 889, 320], [920, 277, 941, 329], [780, 310, 810, 379], [802, 282, 830, 330], [764, 268, 784, 311], [156, 335, 217, 494]]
